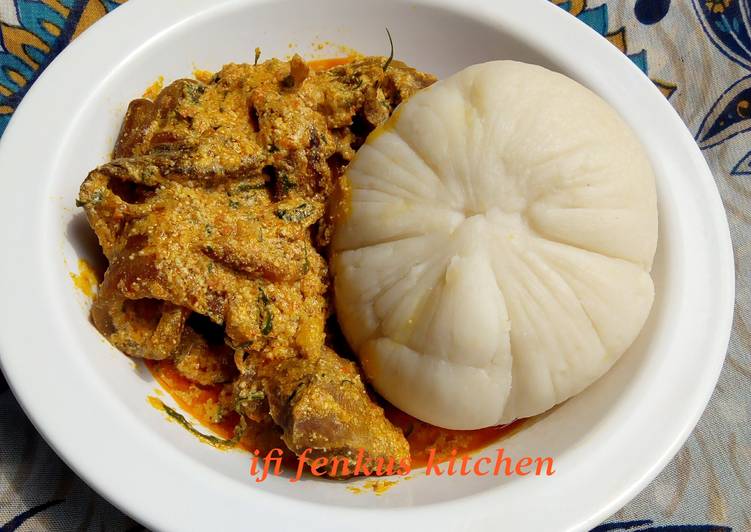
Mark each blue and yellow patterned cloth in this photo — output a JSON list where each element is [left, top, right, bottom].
[[1, 1, 749, 530]]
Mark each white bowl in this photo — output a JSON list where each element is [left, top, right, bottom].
[[0, 0, 734, 530]]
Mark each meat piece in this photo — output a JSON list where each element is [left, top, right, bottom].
[[78, 54, 436, 472], [91, 277, 189, 361], [256, 347, 410, 466], [114, 99, 155, 158], [151, 311, 237, 386]]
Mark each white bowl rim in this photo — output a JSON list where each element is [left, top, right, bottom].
[[0, 0, 734, 530]]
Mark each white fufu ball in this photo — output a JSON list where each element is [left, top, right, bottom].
[[331, 61, 657, 430]]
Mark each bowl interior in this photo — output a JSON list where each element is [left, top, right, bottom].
[[53, 0, 677, 512]]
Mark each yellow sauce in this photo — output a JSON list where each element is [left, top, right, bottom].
[[307, 56, 356, 71], [69, 258, 99, 297], [347, 478, 399, 495], [147, 395, 236, 450], [142, 76, 164, 100], [193, 69, 214, 84]]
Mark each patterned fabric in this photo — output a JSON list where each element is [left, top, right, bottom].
[[0, 0, 749, 530]]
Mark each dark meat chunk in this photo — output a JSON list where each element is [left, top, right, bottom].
[[256, 347, 410, 465]]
